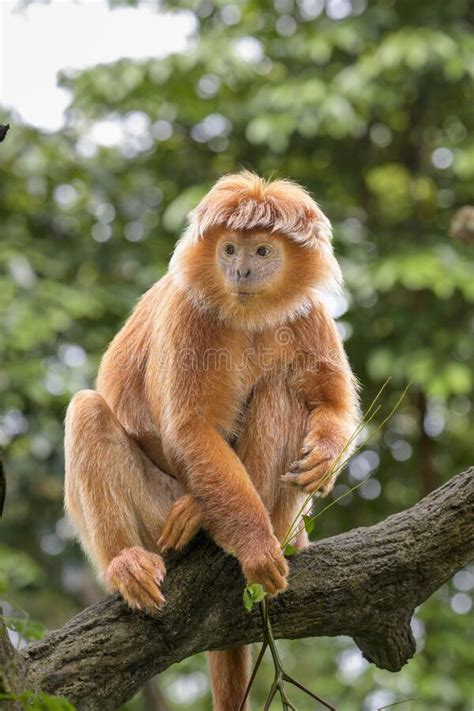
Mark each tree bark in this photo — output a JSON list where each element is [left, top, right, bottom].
[[3, 468, 473, 710]]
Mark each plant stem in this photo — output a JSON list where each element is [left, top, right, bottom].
[[259, 597, 336, 710], [280, 384, 389, 550], [238, 634, 268, 711], [282, 383, 411, 551]]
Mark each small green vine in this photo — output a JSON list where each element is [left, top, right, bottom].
[[241, 380, 411, 710]]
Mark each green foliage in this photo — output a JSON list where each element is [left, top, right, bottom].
[[302, 514, 314, 534], [1, 0, 473, 709], [243, 583, 267, 612], [0, 691, 76, 711], [0, 545, 44, 594], [3, 615, 46, 642]]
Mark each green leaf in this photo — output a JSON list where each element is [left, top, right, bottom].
[[248, 583, 266, 603], [242, 583, 267, 612], [284, 544, 297, 557], [303, 515, 315, 534], [242, 587, 253, 612]]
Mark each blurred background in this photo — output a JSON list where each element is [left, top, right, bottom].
[[1, 0, 473, 709]]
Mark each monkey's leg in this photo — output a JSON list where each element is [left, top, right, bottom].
[[206, 377, 309, 711], [65, 389, 184, 612], [237, 374, 309, 543]]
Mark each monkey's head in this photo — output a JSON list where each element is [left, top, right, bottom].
[[170, 171, 341, 330]]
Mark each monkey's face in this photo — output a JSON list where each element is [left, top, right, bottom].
[[171, 226, 340, 329], [215, 231, 286, 300]]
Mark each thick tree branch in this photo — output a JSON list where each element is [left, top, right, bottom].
[[7, 468, 474, 709]]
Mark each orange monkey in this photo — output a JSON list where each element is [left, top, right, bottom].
[[64, 171, 359, 710]]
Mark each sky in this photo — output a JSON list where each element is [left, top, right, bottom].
[[0, 0, 194, 131]]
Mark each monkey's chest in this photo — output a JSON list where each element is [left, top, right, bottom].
[[224, 348, 292, 445]]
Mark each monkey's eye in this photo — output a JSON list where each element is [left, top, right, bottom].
[[256, 245, 272, 257], [224, 243, 235, 256]]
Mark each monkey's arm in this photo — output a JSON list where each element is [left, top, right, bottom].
[[283, 304, 359, 495], [163, 417, 288, 593]]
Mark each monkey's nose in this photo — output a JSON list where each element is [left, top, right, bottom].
[[237, 268, 251, 279]]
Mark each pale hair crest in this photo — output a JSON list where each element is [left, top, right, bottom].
[[183, 171, 332, 247]]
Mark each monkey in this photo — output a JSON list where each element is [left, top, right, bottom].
[[64, 171, 359, 711]]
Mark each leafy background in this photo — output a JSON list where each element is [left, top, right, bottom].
[[1, 0, 473, 709]]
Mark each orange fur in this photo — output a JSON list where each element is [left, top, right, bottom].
[[64, 172, 359, 710]]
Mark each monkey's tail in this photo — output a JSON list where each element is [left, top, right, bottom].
[[207, 646, 252, 711]]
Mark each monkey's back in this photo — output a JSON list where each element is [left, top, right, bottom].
[[96, 276, 173, 440]]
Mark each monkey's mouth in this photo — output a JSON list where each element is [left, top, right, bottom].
[[234, 291, 261, 299]]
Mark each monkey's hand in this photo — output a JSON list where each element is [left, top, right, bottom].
[[281, 438, 342, 496], [107, 546, 166, 614], [158, 494, 202, 553], [239, 534, 289, 596]]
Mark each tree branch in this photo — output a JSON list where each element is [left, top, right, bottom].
[[7, 468, 474, 710]]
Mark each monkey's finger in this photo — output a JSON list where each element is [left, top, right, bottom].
[[255, 572, 279, 596], [117, 586, 145, 611], [245, 563, 287, 596], [289, 454, 330, 473], [262, 562, 288, 594], [123, 577, 165, 612], [289, 450, 314, 470], [137, 550, 167, 581], [154, 562, 166, 585], [127, 553, 166, 603], [172, 496, 193, 516], [265, 571, 288, 596], [134, 573, 166, 608], [292, 440, 319, 463], [112, 566, 165, 613], [158, 496, 201, 551], [283, 461, 331, 490], [157, 531, 171, 552], [128, 560, 167, 607], [272, 552, 289, 578], [160, 517, 191, 550], [158, 514, 187, 551], [285, 467, 326, 488], [160, 511, 184, 540], [303, 473, 337, 496], [158, 530, 179, 552], [174, 515, 201, 550], [262, 578, 279, 596], [285, 456, 331, 479]]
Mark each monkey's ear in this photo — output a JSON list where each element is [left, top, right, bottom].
[[307, 206, 332, 248], [304, 206, 343, 294], [183, 208, 202, 243]]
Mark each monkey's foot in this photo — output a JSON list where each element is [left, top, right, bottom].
[[281, 442, 339, 495], [107, 546, 166, 614], [158, 494, 202, 553]]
